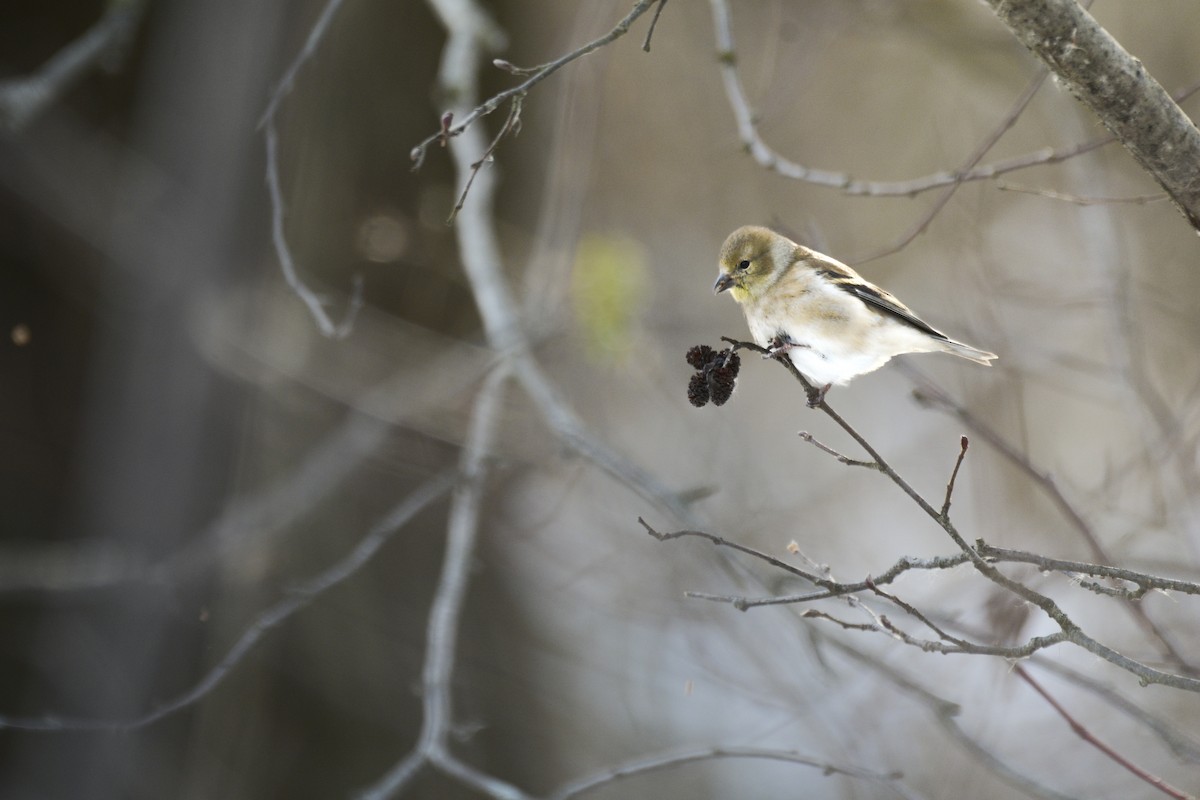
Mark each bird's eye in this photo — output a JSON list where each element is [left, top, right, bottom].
[[737, 259, 751, 272]]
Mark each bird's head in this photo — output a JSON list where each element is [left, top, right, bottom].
[[714, 225, 789, 303]]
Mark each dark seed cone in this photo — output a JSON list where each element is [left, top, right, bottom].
[[686, 344, 715, 370], [686, 345, 741, 408], [709, 369, 736, 406]]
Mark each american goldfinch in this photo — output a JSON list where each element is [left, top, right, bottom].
[[714, 226, 995, 402]]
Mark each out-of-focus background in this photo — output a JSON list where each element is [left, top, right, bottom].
[[3, 1, 1200, 798]]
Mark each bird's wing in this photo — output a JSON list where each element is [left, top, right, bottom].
[[812, 254, 948, 342]]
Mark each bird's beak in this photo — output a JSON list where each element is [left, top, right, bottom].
[[713, 273, 736, 294]]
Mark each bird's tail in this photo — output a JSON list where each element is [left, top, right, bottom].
[[939, 339, 997, 366]]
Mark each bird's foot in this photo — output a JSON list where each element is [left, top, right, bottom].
[[805, 383, 831, 409], [765, 335, 808, 361]]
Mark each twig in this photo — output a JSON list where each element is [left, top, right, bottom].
[[448, 95, 524, 222], [682, 551, 974, 610], [435, 0, 695, 525], [259, 0, 364, 337], [707, 0, 1200, 205], [906, 367, 1198, 675], [798, 432, 880, 470], [824, 636, 1082, 800], [549, 745, 919, 800], [360, 2, 706, 795], [866, 580, 968, 647], [720, 337, 1200, 691], [259, 0, 347, 124], [1015, 666, 1198, 800], [853, 67, 1049, 263], [263, 118, 364, 338], [807, 607, 1069, 658], [639, 518, 821, 583], [410, 0, 662, 169], [641, 0, 669, 52], [358, 368, 511, 799], [983, 0, 1200, 231], [1024, 658, 1200, 765], [940, 436, 969, 520], [997, 183, 1168, 206], [977, 543, 1200, 596], [907, 371, 1109, 560], [0, 1, 147, 132], [0, 471, 456, 732]]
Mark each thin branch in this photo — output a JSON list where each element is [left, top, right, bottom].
[[641, 0, 669, 53], [798, 431, 881, 470], [433, 0, 695, 524], [410, 0, 661, 169], [263, 117, 364, 338], [0, 1, 147, 132], [1015, 666, 1197, 800], [907, 371, 1109, 561], [721, 337, 1200, 691], [358, 368, 511, 799], [639, 518, 821, 584], [448, 95, 524, 222], [806, 607, 1069, 659], [708, 0, 1200, 209], [997, 183, 1168, 206], [853, 67, 1049, 263], [906, 367, 1198, 675], [360, 2, 701, 796], [940, 436, 969, 519], [710, 0, 1048, 214], [643, 517, 972, 610], [0, 471, 456, 732], [258, 0, 365, 337], [434, 751, 531, 800], [0, 409, 392, 594], [983, 0, 1200, 231], [824, 636, 1083, 800], [1024, 658, 1200, 765], [259, 0, 348, 125], [866, 580, 969, 647], [977, 543, 1200, 596], [549, 746, 920, 800]]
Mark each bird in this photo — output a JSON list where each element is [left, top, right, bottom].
[[714, 225, 995, 405]]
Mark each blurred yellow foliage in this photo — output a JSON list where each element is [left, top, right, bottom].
[[570, 233, 647, 364]]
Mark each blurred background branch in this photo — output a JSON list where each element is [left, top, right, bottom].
[[4, 0, 1200, 797]]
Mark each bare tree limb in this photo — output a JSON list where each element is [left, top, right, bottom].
[[260, 0, 364, 338], [357, 367, 512, 800], [983, 0, 1200, 232], [708, 0, 1200, 212], [906, 367, 1198, 676], [853, 68, 1049, 263], [549, 746, 922, 800], [1015, 666, 1198, 800], [263, 118, 365, 338], [976, 543, 1200, 597], [676, 339, 1200, 691], [431, 0, 693, 523], [0, 0, 147, 132], [0, 470, 456, 732], [410, 0, 660, 170], [996, 183, 1168, 206], [1023, 658, 1200, 765], [824, 636, 1084, 800]]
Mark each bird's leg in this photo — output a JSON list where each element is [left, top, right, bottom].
[[805, 382, 831, 409], [765, 334, 809, 360], [764, 335, 828, 407]]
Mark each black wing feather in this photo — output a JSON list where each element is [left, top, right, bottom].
[[817, 267, 948, 342]]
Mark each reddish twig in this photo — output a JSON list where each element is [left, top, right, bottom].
[[1015, 666, 1197, 800]]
